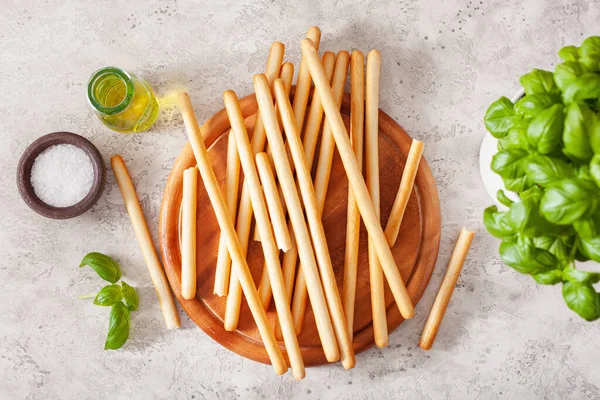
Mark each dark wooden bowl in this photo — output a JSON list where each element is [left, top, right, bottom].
[[17, 131, 106, 219]]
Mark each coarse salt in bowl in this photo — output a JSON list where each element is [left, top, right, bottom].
[[30, 144, 95, 207]]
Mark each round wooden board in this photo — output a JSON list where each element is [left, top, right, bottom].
[[159, 91, 441, 367]]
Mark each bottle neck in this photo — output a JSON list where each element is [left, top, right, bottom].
[[87, 67, 134, 116]]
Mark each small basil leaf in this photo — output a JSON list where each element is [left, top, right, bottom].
[[121, 282, 139, 312], [499, 240, 557, 275], [526, 104, 564, 154], [491, 149, 529, 179], [105, 302, 130, 350], [589, 154, 600, 188], [519, 185, 543, 201], [563, 267, 600, 284], [503, 175, 535, 193], [577, 165, 593, 181], [527, 155, 575, 185], [498, 126, 531, 150], [573, 213, 600, 239], [578, 236, 600, 263], [558, 45, 579, 62], [93, 284, 123, 307], [533, 269, 563, 285], [483, 206, 515, 238], [520, 69, 559, 95], [533, 235, 573, 261], [578, 36, 600, 71], [554, 61, 588, 91], [563, 102, 598, 163], [562, 281, 600, 321], [496, 190, 514, 207], [484, 97, 521, 138], [505, 198, 550, 237], [79, 252, 122, 283], [514, 94, 559, 118], [562, 73, 600, 104], [540, 179, 599, 224]]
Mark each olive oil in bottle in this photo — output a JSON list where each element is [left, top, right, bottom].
[[87, 67, 159, 133]]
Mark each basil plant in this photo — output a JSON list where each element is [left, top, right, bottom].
[[483, 36, 600, 321]]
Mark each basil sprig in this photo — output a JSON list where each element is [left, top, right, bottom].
[[79, 252, 139, 349], [484, 36, 600, 321]]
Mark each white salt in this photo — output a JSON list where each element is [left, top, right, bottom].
[[30, 144, 95, 207]]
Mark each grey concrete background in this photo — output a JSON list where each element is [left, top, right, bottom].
[[1, 0, 599, 399]]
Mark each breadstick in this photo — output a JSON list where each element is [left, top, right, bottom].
[[213, 132, 239, 296], [178, 92, 287, 375], [224, 90, 304, 380], [254, 62, 295, 242], [384, 139, 424, 246], [256, 152, 291, 252], [254, 74, 340, 363], [292, 26, 321, 129], [301, 38, 415, 319], [223, 42, 285, 330], [110, 155, 180, 329], [312, 51, 350, 212], [419, 228, 475, 350], [278, 51, 335, 337], [181, 167, 198, 300], [342, 50, 365, 340], [275, 79, 355, 369], [302, 51, 336, 164], [291, 50, 349, 333], [365, 50, 388, 348], [255, 63, 295, 310]]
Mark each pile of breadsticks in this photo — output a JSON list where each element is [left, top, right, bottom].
[[176, 27, 474, 379]]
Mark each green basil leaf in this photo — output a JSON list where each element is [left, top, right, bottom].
[[519, 185, 543, 201], [579, 236, 600, 262], [520, 69, 559, 95], [540, 179, 599, 224], [526, 104, 564, 154], [558, 45, 579, 62], [505, 198, 550, 237], [562, 281, 600, 321], [554, 61, 589, 91], [514, 94, 559, 118], [533, 235, 573, 261], [499, 239, 557, 275], [578, 36, 600, 71], [503, 175, 535, 193], [589, 154, 600, 187], [484, 206, 515, 238], [577, 165, 593, 181], [563, 103, 597, 163], [573, 213, 600, 239], [79, 252, 122, 283], [498, 126, 531, 150], [105, 302, 130, 350], [533, 269, 563, 285], [484, 97, 521, 138], [527, 154, 575, 185], [496, 190, 514, 207], [491, 149, 529, 179], [563, 267, 600, 284], [121, 282, 139, 312], [93, 284, 123, 306], [562, 73, 600, 104]]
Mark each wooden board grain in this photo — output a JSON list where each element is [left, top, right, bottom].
[[159, 91, 441, 366]]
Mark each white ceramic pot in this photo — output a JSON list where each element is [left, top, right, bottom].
[[479, 89, 526, 209]]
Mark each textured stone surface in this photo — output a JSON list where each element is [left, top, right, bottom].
[[1, 0, 600, 399]]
